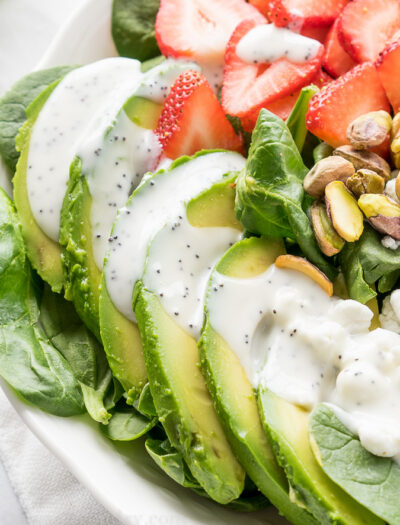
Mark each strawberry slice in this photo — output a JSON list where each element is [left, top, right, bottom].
[[155, 0, 264, 64], [241, 69, 332, 131], [155, 70, 243, 159], [306, 62, 390, 149], [265, 0, 349, 29], [323, 18, 356, 78], [301, 25, 331, 44], [376, 37, 400, 113], [338, 0, 400, 63], [221, 19, 324, 118], [249, 0, 269, 17]]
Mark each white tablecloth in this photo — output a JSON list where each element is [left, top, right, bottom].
[[0, 1, 120, 523]]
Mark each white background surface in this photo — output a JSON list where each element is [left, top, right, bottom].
[[0, 1, 88, 522]]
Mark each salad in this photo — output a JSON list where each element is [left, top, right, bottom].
[[1, 0, 400, 523]]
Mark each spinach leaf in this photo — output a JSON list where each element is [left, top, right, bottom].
[[39, 286, 118, 424], [286, 85, 319, 153], [235, 109, 336, 280], [313, 142, 333, 164], [145, 437, 200, 488], [340, 225, 400, 303], [378, 269, 400, 293], [101, 406, 156, 441], [0, 66, 76, 173], [136, 382, 157, 417], [0, 189, 83, 416], [112, 0, 160, 61], [309, 404, 400, 524]]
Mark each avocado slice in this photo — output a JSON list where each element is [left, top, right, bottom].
[[309, 403, 400, 524], [14, 80, 65, 292], [132, 173, 246, 504], [258, 388, 384, 524], [99, 151, 245, 403], [61, 59, 196, 340], [60, 97, 162, 341], [200, 237, 317, 524]]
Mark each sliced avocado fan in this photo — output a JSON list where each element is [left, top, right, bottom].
[[60, 59, 196, 340], [309, 403, 400, 525], [199, 237, 317, 525], [101, 150, 246, 503]]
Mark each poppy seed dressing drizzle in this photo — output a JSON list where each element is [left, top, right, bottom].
[[207, 265, 400, 462]]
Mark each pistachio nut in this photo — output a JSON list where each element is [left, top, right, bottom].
[[303, 156, 355, 198], [358, 193, 400, 218], [275, 254, 333, 296], [310, 201, 345, 257], [333, 145, 391, 180], [325, 180, 364, 242], [358, 193, 400, 240], [391, 113, 400, 169], [345, 169, 385, 198], [347, 111, 392, 150]]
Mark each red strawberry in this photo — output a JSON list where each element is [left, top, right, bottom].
[[155, 0, 264, 64], [338, 0, 400, 63], [222, 19, 324, 118], [376, 37, 400, 113], [241, 69, 332, 131], [323, 18, 356, 78], [266, 0, 349, 30], [155, 70, 243, 159], [306, 62, 390, 149], [301, 25, 331, 44], [249, 0, 269, 17]]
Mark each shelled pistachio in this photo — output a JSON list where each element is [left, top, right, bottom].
[[346, 169, 385, 198], [310, 201, 345, 257], [325, 181, 364, 242], [333, 145, 391, 180], [347, 111, 392, 150], [391, 113, 400, 169], [303, 156, 355, 198], [358, 193, 400, 240]]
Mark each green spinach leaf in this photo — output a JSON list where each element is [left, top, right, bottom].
[[101, 406, 156, 441], [235, 109, 336, 280], [0, 66, 76, 173], [0, 189, 83, 416], [112, 0, 160, 61], [340, 225, 400, 303], [286, 85, 319, 153], [39, 286, 119, 424], [309, 404, 400, 524]]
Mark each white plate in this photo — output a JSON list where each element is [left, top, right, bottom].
[[0, 1, 287, 523]]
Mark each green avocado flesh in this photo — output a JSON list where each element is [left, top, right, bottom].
[[199, 237, 316, 524], [99, 273, 146, 403], [13, 81, 65, 293], [258, 389, 384, 524], [134, 284, 245, 504], [132, 176, 246, 504], [59, 158, 102, 340], [309, 403, 400, 524], [59, 98, 161, 341]]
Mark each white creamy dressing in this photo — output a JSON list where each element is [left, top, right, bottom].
[[143, 217, 241, 338], [236, 24, 321, 65], [208, 264, 400, 462], [105, 151, 245, 321], [27, 57, 142, 241], [76, 60, 197, 269]]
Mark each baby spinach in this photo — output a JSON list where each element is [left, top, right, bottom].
[[112, 0, 160, 61], [0, 189, 83, 416], [39, 285, 119, 424], [101, 406, 157, 441], [0, 66, 76, 173], [340, 225, 400, 303], [235, 109, 336, 280], [309, 404, 400, 524], [286, 85, 319, 153]]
